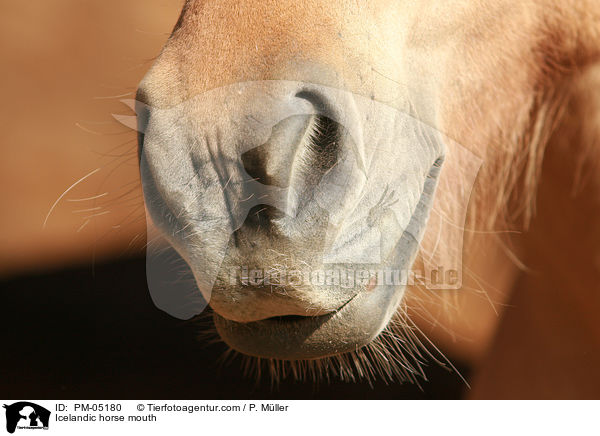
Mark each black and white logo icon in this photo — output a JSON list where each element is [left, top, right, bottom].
[[3, 402, 50, 434]]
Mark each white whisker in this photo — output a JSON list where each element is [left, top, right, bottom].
[[43, 168, 101, 228]]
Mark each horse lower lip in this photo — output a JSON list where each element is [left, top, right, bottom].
[[213, 310, 344, 360]]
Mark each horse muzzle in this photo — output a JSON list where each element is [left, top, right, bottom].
[[136, 80, 444, 359]]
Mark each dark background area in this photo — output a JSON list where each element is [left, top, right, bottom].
[[0, 257, 470, 399]]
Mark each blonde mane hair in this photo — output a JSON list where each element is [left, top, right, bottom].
[[474, 5, 599, 230]]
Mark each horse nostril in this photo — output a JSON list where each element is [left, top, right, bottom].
[[240, 112, 342, 192], [236, 88, 351, 242], [240, 114, 310, 188], [303, 114, 340, 173]]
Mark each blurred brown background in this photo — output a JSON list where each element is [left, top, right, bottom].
[[0, 0, 182, 276]]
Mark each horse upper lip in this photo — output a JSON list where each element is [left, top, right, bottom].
[[217, 288, 361, 324]]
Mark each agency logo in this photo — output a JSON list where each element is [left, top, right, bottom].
[[3, 402, 50, 434]]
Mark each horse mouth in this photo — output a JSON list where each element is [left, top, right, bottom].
[[213, 290, 385, 360], [212, 158, 443, 361]]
